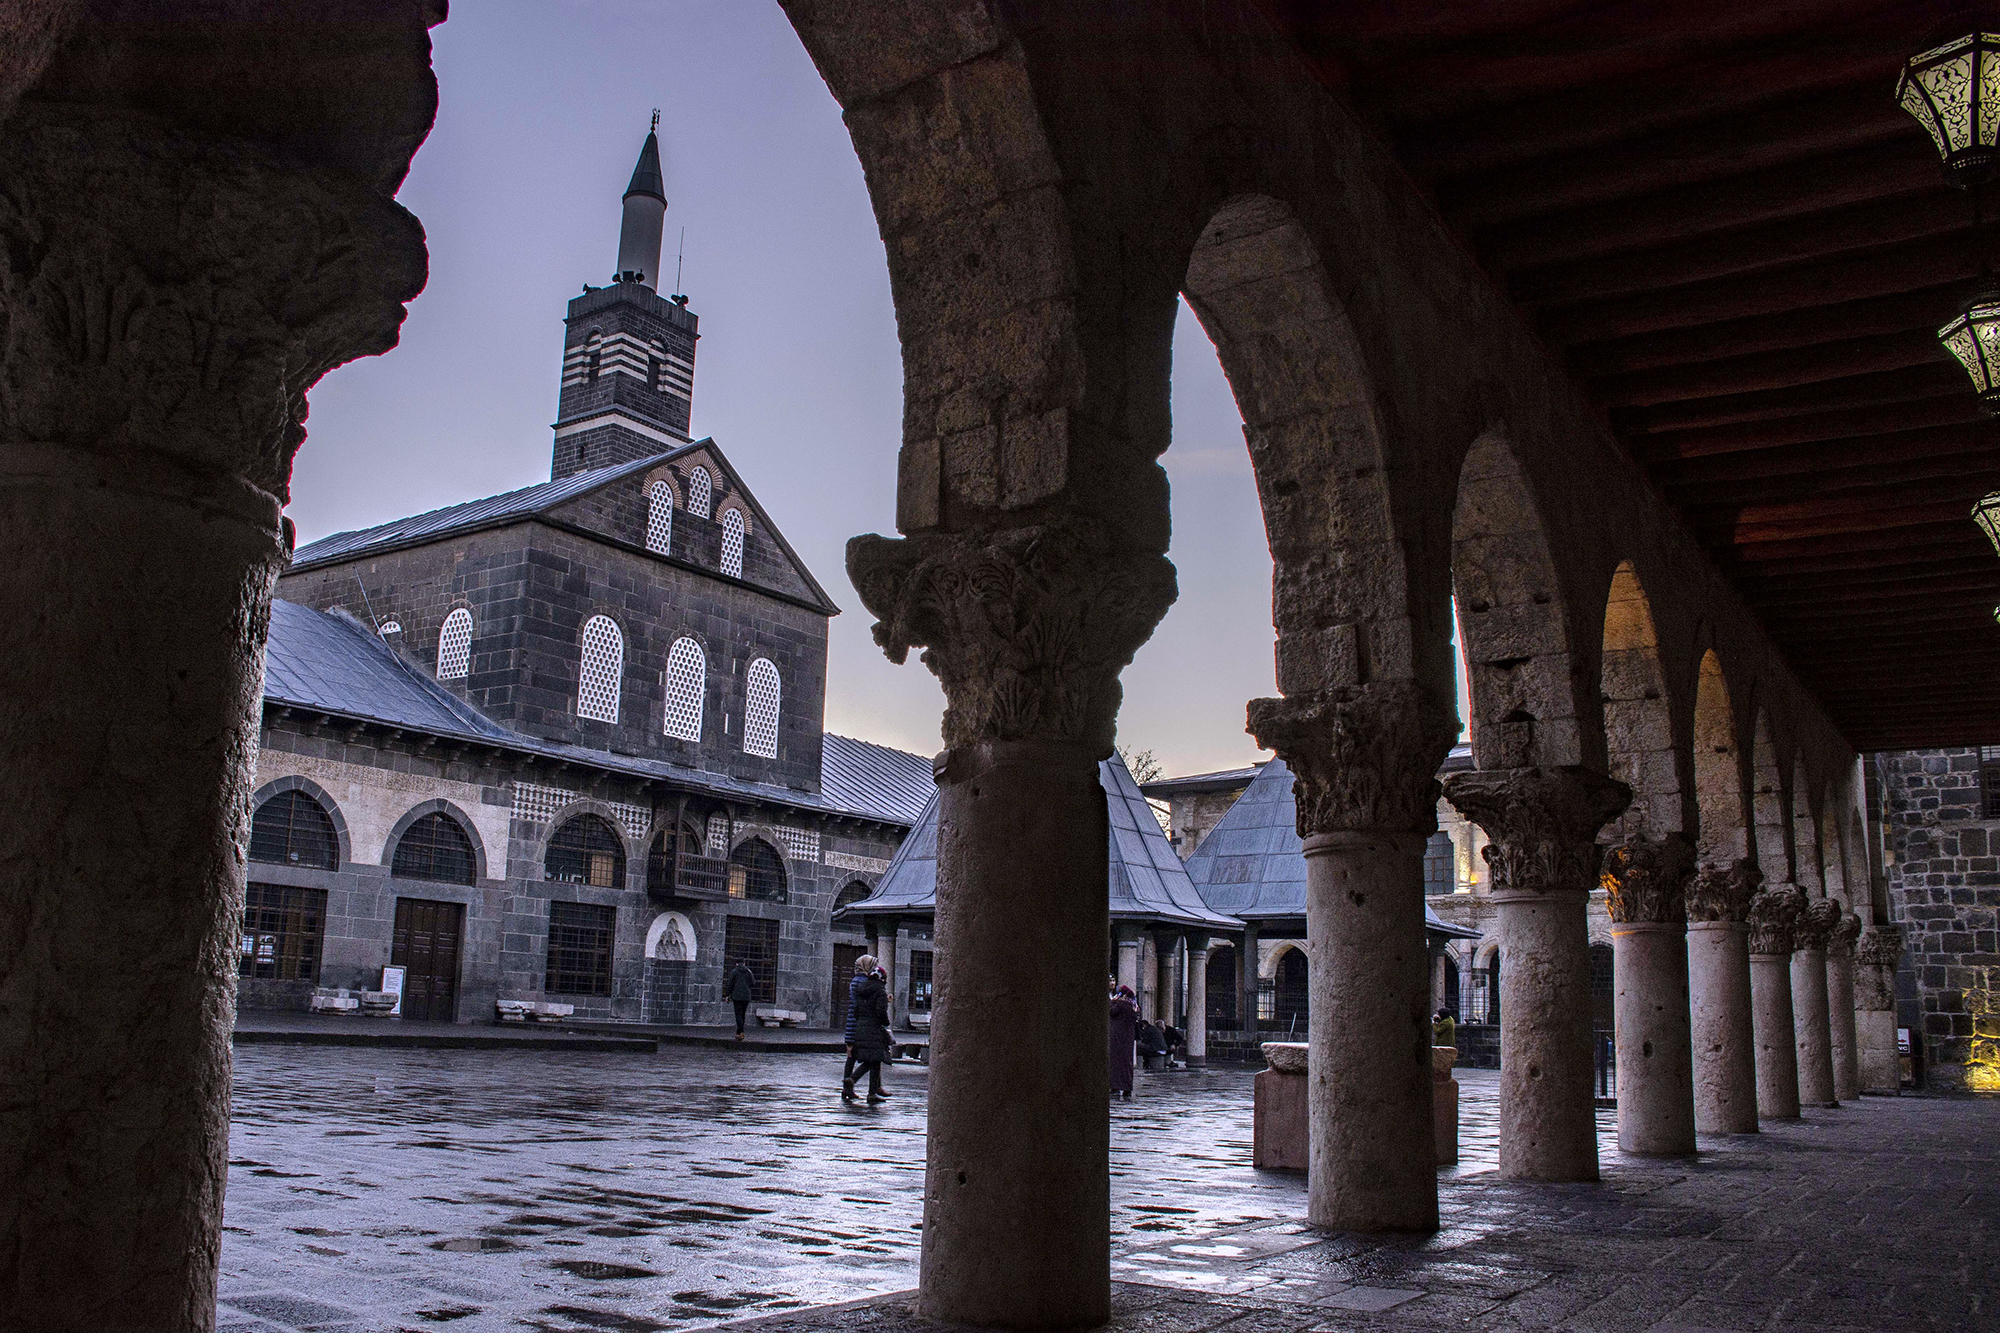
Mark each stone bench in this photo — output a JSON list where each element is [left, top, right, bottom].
[[754, 1006, 807, 1028], [357, 991, 398, 1017], [309, 990, 360, 1014], [496, 1000, 575, 1023]]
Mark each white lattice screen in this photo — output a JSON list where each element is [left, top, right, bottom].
[[687, 466, 712, 518], [512, 782, 650, 841], [719, 508, 745, 578], [577, 615, 624, 722], [772, 824, 819, 863], [706, 813, 729, 855], [646, 480, 674, 554], [663, 636, 705, 741], [436, 607, 472, 680], [743, 658, 780, 759]]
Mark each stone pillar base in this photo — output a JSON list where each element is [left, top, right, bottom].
[[1858, 1009, 1900, 1096], [1254, 1044, 1308, 1171], [1433, 1047, 1459, 1166]]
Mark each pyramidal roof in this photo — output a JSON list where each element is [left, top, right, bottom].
[[843, 752, 1237, 931]]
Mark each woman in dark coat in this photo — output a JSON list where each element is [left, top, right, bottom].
[[849, 966, 894, 1104], [1108, 984, 1139, 1099], [841, 953, 878, 1099]]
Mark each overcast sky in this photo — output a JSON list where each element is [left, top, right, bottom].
[[292, 1, 1323, 778]]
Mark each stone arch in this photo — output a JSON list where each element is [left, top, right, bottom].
[[1599, 560, 1681, 840], [249, 773, 352, 867], [1451, 431, 1592, 770], [379, 798, 488, 883], [644, 910, 697, 962], [1817, 784, 1850, 908], [1693, 649, 1748, 866], [1792, 756, 1825, 896], [1750, 706, 1792, 884]]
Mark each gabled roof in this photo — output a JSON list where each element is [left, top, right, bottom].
[[1139, 762, 1265, 798], [1181, 756, 1479, 939], [841, 752, 1238, 931], [261, 600, 930, 829]]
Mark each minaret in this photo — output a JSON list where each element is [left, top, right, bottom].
[[551, 114, 700, 480]]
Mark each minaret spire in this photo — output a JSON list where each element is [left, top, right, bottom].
[[615, 112, 667, 287]]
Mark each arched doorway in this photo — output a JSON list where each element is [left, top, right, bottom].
[[1273, 948, 1309, 1035], [1205, 944, 1238, 1028], [1441, 955, 1461, 1019]]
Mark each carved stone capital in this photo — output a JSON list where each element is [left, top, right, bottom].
[[0, 105, 429, 497], [1601, 833, 1696, 924], [1826, 910, 1863, 959], [1244, 680, 1457, 836], [1441, 766, 1632, 896], [846, 520, 1175, 755], [1746, 884, 1807, 956], [1793, 898, 1842, 952], [1856, 924, 1905, 970], [1854, 925, 1905, 1009], [1687, 859, 1761, 923]]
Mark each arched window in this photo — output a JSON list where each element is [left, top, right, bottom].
[[1206, 944, 1238, 1027], [577, 615, 624, 723], [646, 480, 674, 555], [1422, 830, 1454, 893], [391, 812, 477, 885], [727, 837, 787, 903], [1274, 949, 1309, 1032], [833, 881, 871, 929], [663, 636, 706, 741], [546, 814, 626, 889], [719, 508, 745, 578], [1442, 956, 1461, 1019], [743, 657, 780, 759], [249, 790, 339, 869], [585, 332, 602, 381], [686, 465, 712, 518], [436, 607, 473, 680]]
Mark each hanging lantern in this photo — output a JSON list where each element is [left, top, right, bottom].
[[1938, 285, 2000, 410], [1975, 490, 2000, 555], [1898, 33, 2000, 187]]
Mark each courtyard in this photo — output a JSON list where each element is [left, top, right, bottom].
[[217, 1048, 1993, 1333]]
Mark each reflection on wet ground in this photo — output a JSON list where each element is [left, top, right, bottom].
[[221, 1046, 1541, 1332]]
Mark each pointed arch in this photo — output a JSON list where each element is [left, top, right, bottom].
[[719, 506, 746, 578], [577, 615, 624, 724], [663, 636, 705, 741], [1750, 706, 1791, 883], [1817, 786, 1850, 907], [1792, 756, 1824, 896], [686, 465, 712, 519], [1600, 560, 1680, 840], [436, 606, 473, 680], [1693, 649, 1747, 865], [743, 656, 780, 759], [646, 479, 675, 554]]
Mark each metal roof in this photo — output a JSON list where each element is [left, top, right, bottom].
[[841, 752, 1238, 932], [1138, 762, 1266, 798], [261, 599, 931, 829]]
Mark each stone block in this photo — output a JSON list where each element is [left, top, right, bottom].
[[1253, 1065, 1307, 1172]]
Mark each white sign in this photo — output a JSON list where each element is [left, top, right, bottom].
[[381, 965, 407, 1017]]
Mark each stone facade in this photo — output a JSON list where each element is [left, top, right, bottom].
[[1875, 747, 2000, 1092]]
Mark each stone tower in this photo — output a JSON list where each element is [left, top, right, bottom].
[[551, 119, 699, 479]]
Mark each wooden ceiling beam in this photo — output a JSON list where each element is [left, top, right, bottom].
[[1702, 499, 1975, 545], [1568, 284, 1962, 377], [1621, 363, 1967, 440], [1717, 539, 1981, 575], [1646, 423, 1992, 484], [1700, 520, 1974, 562], [1663, 454, 2000, 507], [1591, 329, 1943, 409], [1632, 393, 1982, 459]]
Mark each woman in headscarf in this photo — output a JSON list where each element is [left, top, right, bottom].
[[1108, 984, 1139, 1099]]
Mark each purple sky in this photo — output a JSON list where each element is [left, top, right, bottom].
[[294, 2, 1451, 778]]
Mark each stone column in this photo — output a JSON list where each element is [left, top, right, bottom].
[[1248, 680, 1457, 1232], [1854, 925, 1905, 1095], [1790, 899, 1841, 1108], [0, 106, 427, 1331], [1686, 861, 1761, 1133], [1747, 886, 1807, 1120], [1443, 768, 1632, 1182], [1115, 927, 1143, 999], [1239, 922, 1260, 1033], [1185, 935, 1210, 1063], [849, 521, 1174, 1329], [1602, 835, 1698, 1156], [1825, 912, 1862, 1102]]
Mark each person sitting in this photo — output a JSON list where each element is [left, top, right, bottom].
[[1432, 1007, 1457, 1051], [1160, 1021, 1187, 1068], [1136, 1018, 1169, 1069]]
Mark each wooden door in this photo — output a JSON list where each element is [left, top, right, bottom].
[[392, 898, 464, 1022], [830, 944, 865, 1032]]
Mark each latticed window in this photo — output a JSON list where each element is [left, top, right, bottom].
[[547, 814, 626, 889], [687, 466, 712, 518], [577, 615, 624, 723], [391, 812, 477, 885], [240, 884, 328, 981], [706, 813, 730, 856], [743, 657, 781, 759], [720, 508, 745, 578], [908, 950, 935, 1011], [663, 636, 705, 741], [723, 915, 779, 1003], [437, 607, 473, 680], [1423, 831, 1455, 894], [646, 480, 674, 554], [545, 901, 615, 996], [728, 837, 787, 903], [249, 790, 339, 869]]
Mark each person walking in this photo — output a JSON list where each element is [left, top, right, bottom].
[[849, 965, 894, 1104], [726, 959, 756, 1040], [841, 953, 877, 1098], [1108, 984, 1138, 1099]]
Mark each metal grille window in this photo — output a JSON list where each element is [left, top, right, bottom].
[[743, 657, 780, 759], [1422, 831, 1454, 894], [1983, 747, 2000, 819], [545, 901, 616, 996], [646, 480, 675, 554], [687, 466, 712, 518], [577, 615, 624, 723], [249, 790, 339, 869], [908, 950, 935, 1011], [391, 812, 478, 885], [723, 915, 779, 1003], [727, 837, 787, 903], [239, 884, 328, 981], [546, 814, 626, 889], [436, 607, 472, 680], [720, 508, 745, 578], [663, 637, 705, 741]]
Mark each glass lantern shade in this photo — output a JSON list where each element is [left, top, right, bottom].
[[1938, 287, 2000, 411], [1974, 490, 2000, 557], [1898, 33, 2000, 187]]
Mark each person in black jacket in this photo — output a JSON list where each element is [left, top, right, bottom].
[[848, 966, 894, 1104], [726, 961, 756, 1040], [840, 953, 878, 1097]]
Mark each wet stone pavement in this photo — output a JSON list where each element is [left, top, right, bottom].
[[221, 1047, 1995, 1333]]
